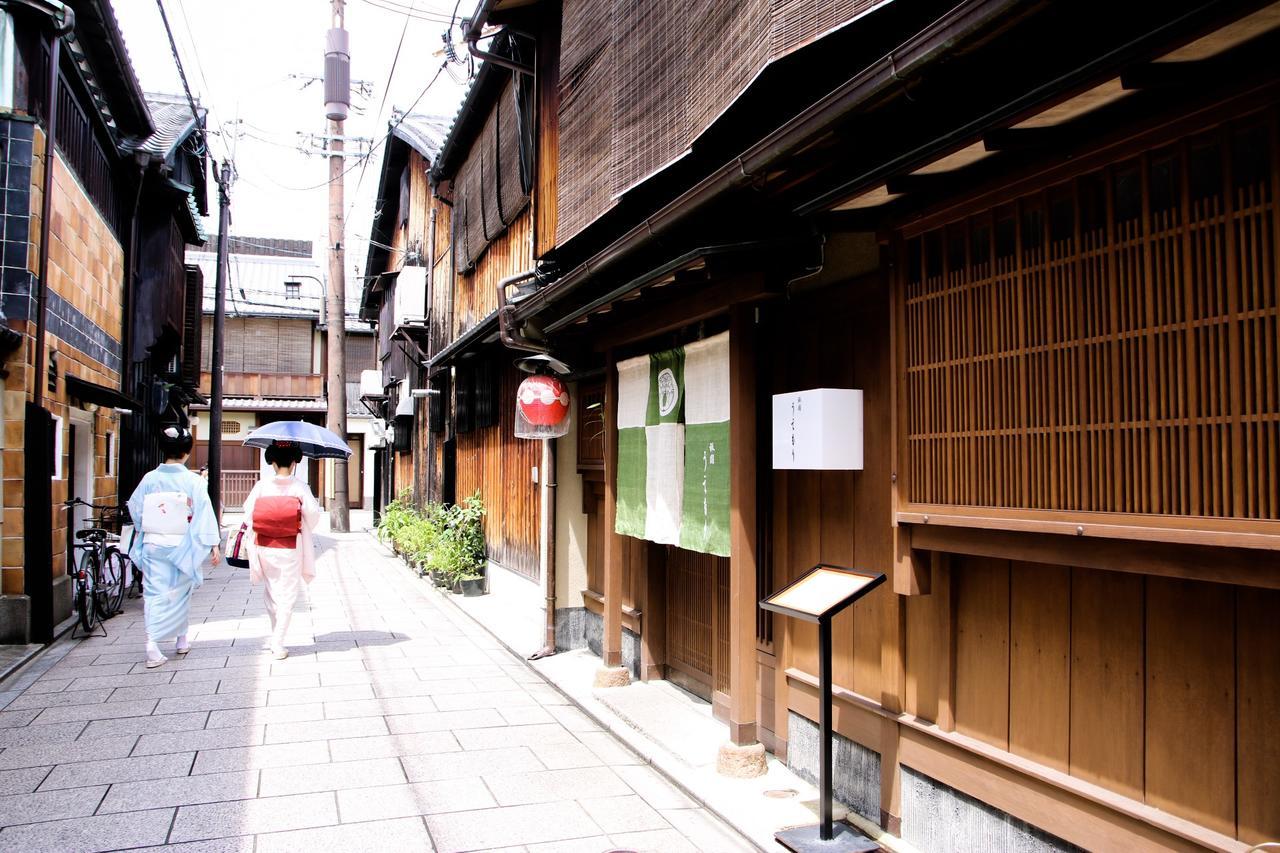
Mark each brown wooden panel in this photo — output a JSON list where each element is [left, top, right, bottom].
[[904, 581, 944, 724], [665, 545, 716, 695], [821, 469, 856, 691], [1069, 568, 1144, 800], [1238, 586, 1280, 844], [953, 555, 1010, 750], [1008, 561, 1069, 771], [785, 469, 822, 678], [1144, 576, 1235, 837], [900, 114, 1279, 529]]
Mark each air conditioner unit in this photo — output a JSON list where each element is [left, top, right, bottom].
[[393, 267, 428, 329], [359, 369, 384, 399]]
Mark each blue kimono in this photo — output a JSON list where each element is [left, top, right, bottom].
[[127, 463, 221, 642]]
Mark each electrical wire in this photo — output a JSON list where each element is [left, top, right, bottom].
[[356, 0, 454, 24], [154, 0, 212, 165]]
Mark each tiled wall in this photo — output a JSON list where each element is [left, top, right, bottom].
[[0, 124, 125, 600]]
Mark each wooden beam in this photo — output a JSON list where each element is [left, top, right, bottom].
[[601, 349, 624, 669], [728, 303, 759, 747], [593, 272, 776, 351], [982, 127, 1063, 152], [909, 522, 1280, 590], [1120, 61, 1208, 91], [892, 524, 931, 595], [640, 542, 666, 681]]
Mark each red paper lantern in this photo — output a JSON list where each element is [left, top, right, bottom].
[[517, 375, 569, 426]]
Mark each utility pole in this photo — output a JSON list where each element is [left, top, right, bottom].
[[325, 0, 351, 531], [208, 161, 233, 521]]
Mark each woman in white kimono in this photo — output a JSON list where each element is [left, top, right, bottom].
[[127, 424, 221, 668], [242, 441, 320, 659]]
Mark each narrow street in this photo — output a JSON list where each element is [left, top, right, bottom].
[[0, 524, 752, 853]]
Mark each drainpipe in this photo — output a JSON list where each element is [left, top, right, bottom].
[[465, 28, 532, 76], [31, 2, 73, 410], [425, 204, 437, 502], [529, 435, 557, 659], [495, 269, 544, 352]]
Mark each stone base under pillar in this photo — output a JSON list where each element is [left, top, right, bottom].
[[717, 740, 767, 778], [592, 665, 631, 688]]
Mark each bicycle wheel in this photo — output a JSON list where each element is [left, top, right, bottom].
[[98, 549, 127, 618], [76, 550, 99, 634]]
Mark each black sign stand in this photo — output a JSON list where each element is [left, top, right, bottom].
[[761, 564, 886, 853]]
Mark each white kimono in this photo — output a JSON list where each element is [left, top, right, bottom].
[[243, 474, 321, 647]]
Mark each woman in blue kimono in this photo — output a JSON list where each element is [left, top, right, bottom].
[[126, 424, 221, 668]]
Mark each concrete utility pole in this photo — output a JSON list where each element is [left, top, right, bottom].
[[208, 161, 233, 521], [325, 0, 351, 531]]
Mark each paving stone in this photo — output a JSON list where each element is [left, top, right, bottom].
[[327, 730, 461, 761], [526, 838, 613, 853], [609, 827, 700, 853], [215, 674, 321, 694], [660, 807, 758, 852], [0, 736, 137, 770], [321, 696, 435, 719], [0, 806, 175, 852], [79, 711, 209, 740], [67, 673, 174, 691], [191, 740, 330, 774], [130, 838, 256, 853], [546, 705, 603, 732], [0, 709, 41, 728], [497, 705, 557, 726], [384, 707, 505, 734], [483, 766, 632, 807], [134, 724, 265, 756], [19, 679, 74, 695], [32, 698, 159, 724], [580, 795, 670, 834], [575, 730, 643, 765], [454, 723, 580, 751], [425, 801, 603, 852], [170, 791, 338, 842], [266, 684, 374, 706], [42, 663, 135, 681], [526, 741, 606, 770], [154, 692, 268, 715], [39, 752, 195, 790], [107, 681, 219, 702], [97, 770, 259, 814], [259, 756, 405, 796], [255, 815, 433, 853], [0, 721, 85, 748], [369, 678, 476, 698], [0, 785, 108, 826], [206, 703, 325, 728], [263, 715, 388, 744], [431, 689, 540, 711], [613, 765, 699, 810], [5, 688, 114, 710], [336, 777, 494, 821], [0, 767, 52, 795], [396, 748, 543, 787]]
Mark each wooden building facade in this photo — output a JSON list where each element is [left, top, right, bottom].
[[461, 0, 1280, 850]]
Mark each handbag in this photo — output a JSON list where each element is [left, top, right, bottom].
[[225, 521, 250, 568], [253, 495, 303, 549]]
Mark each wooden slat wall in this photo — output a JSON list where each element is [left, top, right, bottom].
[[453, 207, 532, 340], [902, 112, 1279, 526], [454, 363, 540, 579], [429, 196, 453, 358]]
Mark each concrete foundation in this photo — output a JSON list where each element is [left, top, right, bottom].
[[581, 607, 640, 680], [785, 711, 880, 823], [52, 575, 73, 626], [554, 606, 587, 652], [0, 595, 30, 644], [593, 665, 632, 688], [901, 766, 1082, 852], [716, 740, 767, 778]]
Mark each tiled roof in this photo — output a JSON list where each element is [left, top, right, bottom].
[[127, 94, 203, 159], [192, 398, 327, 412], [390, 113, 450, 163]]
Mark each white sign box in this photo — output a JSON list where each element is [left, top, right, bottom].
[[772, 389, 863, 470]]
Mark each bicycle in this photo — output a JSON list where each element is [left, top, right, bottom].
[[63, 498, 130, 634]]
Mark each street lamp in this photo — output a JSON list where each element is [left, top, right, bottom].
[[285, 275, 328, 326]]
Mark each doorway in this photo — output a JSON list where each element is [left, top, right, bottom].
[[347, 434, 363, 508], [66, 411, 95, 570]]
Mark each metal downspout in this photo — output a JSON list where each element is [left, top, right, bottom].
[[495, 269, 543, 352], [530, 436, 557, 659], [31, 3, 73, 410]]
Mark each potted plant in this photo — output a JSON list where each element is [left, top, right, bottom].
[[444, 493, 487, 596]]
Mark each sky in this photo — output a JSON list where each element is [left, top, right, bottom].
[[112, 0, 472, 286]]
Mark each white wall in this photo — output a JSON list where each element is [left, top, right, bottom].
[[554, 386, 589, 606]]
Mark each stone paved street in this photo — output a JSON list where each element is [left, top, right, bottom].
[[0, 527, 754, 852]]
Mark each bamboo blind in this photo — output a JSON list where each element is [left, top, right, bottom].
[[902, 117, 1278, 521]]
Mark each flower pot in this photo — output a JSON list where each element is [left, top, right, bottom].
[[460, 576, 487, 597], [450, 579, 464, 595], [430, 569, 448, 587]]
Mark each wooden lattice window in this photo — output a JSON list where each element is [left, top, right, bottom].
[[901, 115, 1278, 526]]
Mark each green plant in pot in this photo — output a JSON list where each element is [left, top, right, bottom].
[[442, 492, 487, 596]]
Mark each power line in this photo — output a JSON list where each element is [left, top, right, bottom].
[[154, 0, 211, 164], [355, 0, 455, 23]]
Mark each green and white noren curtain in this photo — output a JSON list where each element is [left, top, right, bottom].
[[615, 331, 730, 557]]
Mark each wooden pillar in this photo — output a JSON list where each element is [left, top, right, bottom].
[[601, 349, 626, 672], [728, 304, 758, 746], [640, 542, 666, 681]]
